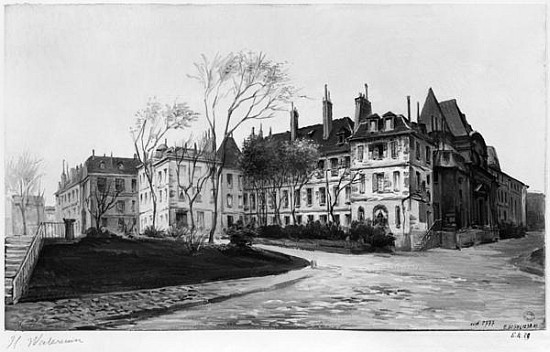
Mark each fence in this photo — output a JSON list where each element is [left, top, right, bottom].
[[39, 222, 66, 239]]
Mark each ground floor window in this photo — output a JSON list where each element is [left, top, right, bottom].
[[227, 215, 234, 227], [334, 214, 340, 224], [284, 216, 290, 225], [320, 215, 327, 224], [395, 206, 401, 228], [307, 215, 314, 223], [296, 215, 302, 225], [358, 207, 365, 221]]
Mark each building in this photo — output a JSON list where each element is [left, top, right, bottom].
[[5, 194, 45, 236], [243, 85, 356, 229], [55, 152, 139, 235], [526, 192, 545, 230], [242, 84, 528, 251], [137, 138, 243, 233]]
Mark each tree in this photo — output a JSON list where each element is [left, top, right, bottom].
[[85, 177, 123, 230], [323, 162, 361, 223], [5, 152, 44, 236], [189, 51, 296, 242], [283, 139, 320, 224], [174, 132, 216, 231], [130, 98, 198, 228]]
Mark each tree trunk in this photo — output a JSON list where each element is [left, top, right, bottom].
[[188, 199, 196, 232], [208, 170, 221, 243], [19, 204, 27, 236]]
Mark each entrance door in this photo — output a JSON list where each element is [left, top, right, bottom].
[[176, 211, 188, 228]]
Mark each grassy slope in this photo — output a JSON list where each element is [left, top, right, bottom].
[[22, 237, 309, 302]]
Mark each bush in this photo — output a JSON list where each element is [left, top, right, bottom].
[[166, 225, 189, 239], [498, 222, 526, 239], [176, 229, 208, 254], [85, 227, 117, 239], [370, 230, 395, 248], [258, 225, 285, 239], [142, 226, 166, 238], [349, 220, 376, 242], [226, 225, 256, 247]]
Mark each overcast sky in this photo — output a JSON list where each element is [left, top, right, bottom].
[[4, 4, 546, 204]]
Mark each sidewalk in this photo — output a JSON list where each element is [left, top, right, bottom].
[[5, 268, 312, 331]]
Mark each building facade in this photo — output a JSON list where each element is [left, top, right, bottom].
[[55, 152, 139, 235]]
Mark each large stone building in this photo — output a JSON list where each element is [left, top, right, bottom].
[[242, 84, 528, 250], [526, 192, 545, 230], [137, 138, 243, 233], [55, 152, 140, 235]]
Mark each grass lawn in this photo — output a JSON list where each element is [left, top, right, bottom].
[[22, 236, 309, 302]]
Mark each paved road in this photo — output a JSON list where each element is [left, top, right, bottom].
[[117, 232, 545, 330]]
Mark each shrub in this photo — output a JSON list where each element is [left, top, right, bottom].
[[166, 225, 189, 239], [226, 225, 256, 247], [142, 226, 166, 238], [259, 225, 285, 239], [85, 227, 117, 239], [349, 220, 375, 242], [370, 229, 395, 248], [176, 229, 208, 254], [498, 222, 526, 239]]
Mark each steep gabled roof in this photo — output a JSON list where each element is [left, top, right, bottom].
[[269, 117, 354, 155], [419, 88, 451, 133], [439, 99, 472, 137], [217, 136, 242, 169]]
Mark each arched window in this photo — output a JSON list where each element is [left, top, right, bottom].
[[358, 206, 365, 221]]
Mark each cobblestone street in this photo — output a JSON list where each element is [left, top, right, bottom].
[[115, 232, 545, 330]]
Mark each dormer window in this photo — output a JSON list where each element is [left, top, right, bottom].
[[385, 118, 393, 131], [99, 161, 105, 169], [369, 120, 377, 132], [337, 133, 345, 144], [118, 162, 124, 170]]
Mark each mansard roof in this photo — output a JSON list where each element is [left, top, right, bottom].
[[269, 117, 355, 155], [85, 156, 140, 175], [352, 112, 413, 139]]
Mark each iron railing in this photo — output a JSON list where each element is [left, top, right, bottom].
[[9, 222, 65, 304], [417, 219, 443, 251]]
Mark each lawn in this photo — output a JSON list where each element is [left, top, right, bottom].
[[22, 236, 309, 302]]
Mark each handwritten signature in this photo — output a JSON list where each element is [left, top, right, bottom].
[[7, 334, 84, 349]]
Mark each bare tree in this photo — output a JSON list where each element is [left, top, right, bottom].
[[5, 152, 44, 236], [324, 166, 361, 223], [130, 98, 198, 228], [85, 178, 123, 230], [174, 132, 216, 231], [189, 51, 296, 242]]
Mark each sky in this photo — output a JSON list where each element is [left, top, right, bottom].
[[3, 4, 547, 205]]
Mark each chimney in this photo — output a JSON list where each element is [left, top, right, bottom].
[[417, 101, 420, 121], [354, 83, 372, 131], [322, 84, 333, 140], [92, 149, 95, 160], [252, 127, 255, 136], [290, 103, 299, 142], [407, 96, 411, 121]]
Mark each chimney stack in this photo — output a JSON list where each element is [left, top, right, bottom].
[[322, 84, 333, 140], [354, 83, 372, 131], [290, 103, 299, 142], [407, 96, 411, 121], [252, 127, 255, 136], [92, 149, 95, 159], [417, 101, 420, 121]]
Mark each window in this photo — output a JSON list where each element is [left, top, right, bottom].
[[395, 206, 401, 228], [97, 177, 107, 193], [250, 194, 256, 209], [393, 171, 400, 191], [227, 215, 234, 227], [372, 173, 384, 193], [131, 179, 137, 192], [227, 174, 233, 189], [307, 215, 314, 223], [238, 175, 243, 190], [319, 187, 326, 206], [131, 200, 136, 212], [427, 174, 431, 185], [360, 174, 366, 194], [99, 162, 105, 169], [357, 146, 364, 162], [238, 195, 243, 208], [318, 159, 325, 170], [210, 189, 215, 203], [227, 194, 233, 208], [369, 120, 377, 132], [330, 158, 339, 176], [101, 217, 108, 228], [197, 211, 205, 229], [159, 190, 163, 203], [344, 156, 351, 168], [333, 186, 339, 206], [334, 214, 340, 224], [115, 178, 125, 192], [296, 215, 303, 225], [338, 133, 345, 144], [425, 146, 431, 164], [163, 169, 167, 184], [118, 162, 124, 170], [416, 171, 421, 191], [385, 118, 393, 131], [243, 193, 249, 209], [158, 171, 163, 186], [390, 141, 398, 159], [416, 141, 421, 160], [320, 215, 328, 224], [294, 189, 301, 208], [345, 186, 351, 201], [179, 191, 185, 201], [116, 200, 125, 213], [282, 190, 289, 208], [358, 207, 365, 221], [284, 216, 291, 226], [306, 188, 313, 206], [370, 143, 386, 160]]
